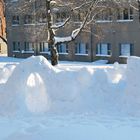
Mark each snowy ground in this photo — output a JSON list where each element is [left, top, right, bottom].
[[0, 56, 140, 140]]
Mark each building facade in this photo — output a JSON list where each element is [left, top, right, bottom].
[[5, 0, 140, 63], [0, 0, 7, 55]]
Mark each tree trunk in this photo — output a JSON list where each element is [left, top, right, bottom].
[[50, 45, 58, 66], [46, 0, 58, 66]]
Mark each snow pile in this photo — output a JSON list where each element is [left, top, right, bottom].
[[1, 56, 140, 117], [123, 56, 140, 115], [126, 56, 140, 95], [0, 56, 58, 116], [0, 64, 16, 84]]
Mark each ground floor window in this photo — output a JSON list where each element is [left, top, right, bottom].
[[75, 42, 88, 55], [24, 42, 34, 52], [39, 42, 49, 52], [57, 43, 68, 54], [13, 41, 20, 52], [96, 43, 111, 56], [119, 43, 133, 57]]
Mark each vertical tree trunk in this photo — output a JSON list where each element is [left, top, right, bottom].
[[50, 45, 58, 65], [46, 0, 58, 66]]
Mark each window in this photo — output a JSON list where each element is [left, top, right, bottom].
[[56, 12, 68, 22], [24, 42, 34, 52], [40, 42, 49, 52], [96, 9, 112, 22], [75, 43, 88, 55], [34, 0, 41, 9], [13, 42, 20, 52], [37, 13, 46, 23], [117, 7, 133, 21], [96, 43, 111, 56], [24, 15, 34, 24], [119, 43, 133, 57], [57, 43, 68, 54], [12, 16, 19, 25], [123, 9, 129, 20]]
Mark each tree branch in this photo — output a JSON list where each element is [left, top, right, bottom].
[[0, 36, 7, 44], [70, 0, 100, 40], [51, 16, 71, 29], [54, 0, 98, 44], [72, 1, 93, 11]]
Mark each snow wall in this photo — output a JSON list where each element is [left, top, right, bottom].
[[0, 56, 140, 117]]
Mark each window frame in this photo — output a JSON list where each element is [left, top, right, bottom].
[[12, 15, 20, 25], [119, 43, 133, 57], [24, 15, 34, 25], [39, 42, 50, 53], [12, 41, 20, 52], [96, 43, 111, 57], [117, 7, 133, 22], [57, 43, 68, 54], [24, 42, 34, 53], [75, 42, 88, 56]]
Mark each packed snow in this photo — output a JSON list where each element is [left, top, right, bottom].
[[0, 55, 140, 139]]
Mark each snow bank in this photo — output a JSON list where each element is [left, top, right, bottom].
[[0, 64, 16, 84], [0, 56, 58, 116], [1, 56, 140, 117], [123, 56, 140, 115]]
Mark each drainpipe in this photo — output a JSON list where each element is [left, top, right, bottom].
[[90, 24, 94, 62], [33, 0, 38, 56]]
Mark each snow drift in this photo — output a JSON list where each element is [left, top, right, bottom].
[[0, 56, 140, 117]]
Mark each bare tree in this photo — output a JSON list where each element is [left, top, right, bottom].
[[46, 0, 116, 65], [45, 0, 140, 65]]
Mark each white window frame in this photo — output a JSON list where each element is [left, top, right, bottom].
[[96, 9, 113, 23], [57, 43, 68, 54], [75, 42, 88, 56], [96, 43, 111, 57], [117, 7, 133, 22], [24, 42, 34, 53], [24, 15, 34, 25], [119, 43, 133, 57], [39, 42, 50, 54]]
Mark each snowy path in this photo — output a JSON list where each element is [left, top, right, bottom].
[[1, 115, 140, 140]]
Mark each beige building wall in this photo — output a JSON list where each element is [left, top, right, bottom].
[[0, 0, 7, 56], [0, 39, 7, 55]]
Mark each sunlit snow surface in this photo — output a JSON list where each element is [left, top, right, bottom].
[[0, 56, 140, 140]]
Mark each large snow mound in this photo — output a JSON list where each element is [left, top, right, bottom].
[[0, 56, 140, 117]]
